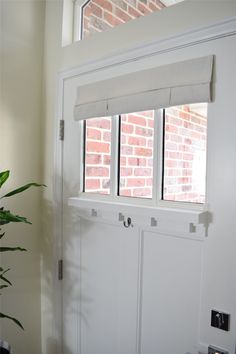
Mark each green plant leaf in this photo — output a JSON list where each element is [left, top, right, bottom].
[[0, 284, 8, 290], [0, 274, 12, 286], [0, 170, 10, 188], [0, 312, 24, 330], [0, 209, 31, 224], [2, 182, 46, 198], [0, 247, 27, 252]]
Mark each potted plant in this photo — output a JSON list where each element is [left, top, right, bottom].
[[0, 170, 44, 353]]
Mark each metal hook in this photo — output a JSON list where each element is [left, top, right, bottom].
[[123, 217, 132, 228]]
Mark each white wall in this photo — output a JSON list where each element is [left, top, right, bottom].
[[0, 0, 45, 353], [42, 0, 236, 353]]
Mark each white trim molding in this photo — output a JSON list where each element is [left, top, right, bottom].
[[59, 17, 236, 79]]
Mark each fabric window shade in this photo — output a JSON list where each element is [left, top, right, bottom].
[[74, 55, 213, 121]]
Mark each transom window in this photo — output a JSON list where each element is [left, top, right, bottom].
[[76, 0, 184, 40], [83, 103, 207, 204]]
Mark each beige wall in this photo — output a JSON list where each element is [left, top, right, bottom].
[[0, 0, 44, 353]]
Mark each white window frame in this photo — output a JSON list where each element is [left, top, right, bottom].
[[79, 106, 207, 211]]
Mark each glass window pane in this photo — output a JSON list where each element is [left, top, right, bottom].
[[163, 103, 207, 203], [80, 0, 184, 40], [119, 110, 154, 199], [84, 117, 112, 194]]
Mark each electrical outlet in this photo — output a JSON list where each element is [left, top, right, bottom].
[[208, 345, 228, 354], [211, 310, 230, 331]]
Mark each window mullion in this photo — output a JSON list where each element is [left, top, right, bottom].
[[110, 115, 119, 198], [153, 109, 164, 206]]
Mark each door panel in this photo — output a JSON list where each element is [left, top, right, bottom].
[[141, 231, 203, 354]]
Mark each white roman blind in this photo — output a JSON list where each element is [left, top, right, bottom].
[[74, 55, 213, 120]]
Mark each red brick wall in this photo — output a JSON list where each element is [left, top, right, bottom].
[[119, 111, 154, 198], [81, 0, 165, 38], [164, 105, 207, 203], [84, 105, 207, 203]]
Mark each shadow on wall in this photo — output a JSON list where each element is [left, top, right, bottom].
[[46, 338, 73, 354], [41, 177, 92, 354]]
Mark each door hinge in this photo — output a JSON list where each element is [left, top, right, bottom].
[[58, 259, 63, 280], [59, 119, 64, 141]]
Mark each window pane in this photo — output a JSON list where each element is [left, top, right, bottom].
[[119, 110, 154, 199], [163, 103, 207, 203], [84, 117, 112, 194], [80, 0, 184, 40]]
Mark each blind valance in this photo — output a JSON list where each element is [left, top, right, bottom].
[[74, 55, 213, 121]]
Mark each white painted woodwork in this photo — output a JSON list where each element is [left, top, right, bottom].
[[60, 21, 236, 354]]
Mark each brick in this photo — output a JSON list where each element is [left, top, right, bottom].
[[119, 188, 132, 196], [183, 153, 193, 161], [167, 116, 183, 127], [165, 142, 177, 151], [149, 1, 161, 11], [120, 167, 132, 176], [121, 134, 126, 144], [104, 11, 123, 26], [135, 126, 153, 136], [103, 131, 111, 141], [146, 178, 153, 186], [169, 152, 182, 160], [147, 118, 154, 128], [87, 141, 110, 153], [181, 185, 192, 192], [87, 118, 111, 129], [138, 158, 147, 166], [90, 16, 111, 31], [165, 124, 178, 134], [111, 0, 128, 11], [135, 147, 152, 157], [86, 179, 100, 189], [127, 178, 145, 187], [121, 146, 133, 155], [128, 5, 142, 18], [122, 123, 134, 134], [178, 177, 192, 184], [153, 0, 165, 9], [86, 153, 102, 164], [86, 166, 109, 177], [182, 169, 192, 176], [84, 5, 92, 17], [138, 2, 151, 15], [93, 0, 113, 12], [128, 136, 146, 146], [128, 157, 138, 166], [128, 114, 146, 126], [103, 155, 111, 165], [115, 6, 132, 21], [170, 134, 182, 143], [165, 160, 178, 168], [133, 188, 152, 197], [90, 2, 103, 17], [134, 168, 152, 176], [120, 156, 126, 166], [87, 128, 101, 140], [125, 0, 136, 7], [167, 169, 181, 177]]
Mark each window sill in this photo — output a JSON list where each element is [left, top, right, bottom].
[[68, 197, 210, 239]]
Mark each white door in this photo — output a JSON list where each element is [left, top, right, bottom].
[[60, 66, 204, 354]]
